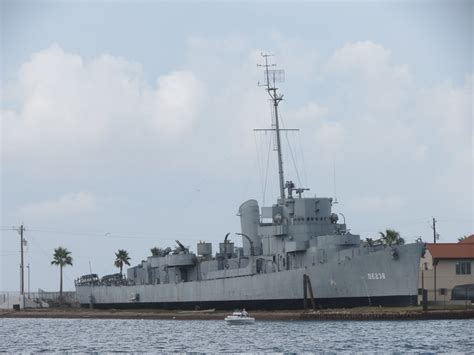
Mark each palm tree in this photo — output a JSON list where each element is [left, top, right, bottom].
[[51, 247, 73, 298], [150, 247, 162, 256], [114, 249, 131, 275], [365, 238, 374, 247], [379, 229, 405, 246]]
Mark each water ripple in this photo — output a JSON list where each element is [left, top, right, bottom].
[[0, 318, 473, 353]]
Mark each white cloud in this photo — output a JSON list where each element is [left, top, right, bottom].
[[267, 31, 322, 80], [329, 41, 392, 74], [321, 41, 471, 166], [327, 41, 411, 87], [412, 144, 428, 162], [286, 102, 344, 158], [292, 40, 472, 229], [2, 40, 471, 217], [417, 77, 472, 154], [326, 41, 413, 116], [288, 102, 329, 122], [1, 44, 205, 167], [149, 71, 205, 134], [316, 120, 345, 151], [19, 191, 97, 221]]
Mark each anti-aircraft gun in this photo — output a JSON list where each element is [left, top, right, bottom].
[[173, 240, 189, 255]]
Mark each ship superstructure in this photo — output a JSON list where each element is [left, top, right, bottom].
[[75, 55, 424, 309]]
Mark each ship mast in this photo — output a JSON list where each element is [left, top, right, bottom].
[[258, 53, 286, 200]]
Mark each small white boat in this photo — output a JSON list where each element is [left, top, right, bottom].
[[224, 310, 255, 324]]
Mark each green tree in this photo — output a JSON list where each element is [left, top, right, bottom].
[[51, 247, 73, 297], [114, 249, 131, 275], [379, 229, 405, 246], [458, 235, 467, 242], [150, 247, 162, 256]]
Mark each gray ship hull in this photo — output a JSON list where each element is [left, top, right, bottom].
[[76, 243, 423, 309]]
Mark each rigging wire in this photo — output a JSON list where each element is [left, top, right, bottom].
[[287, 132, 303, 188], [279, 111, 303, 189], [263, 130, 273, 206], [298, 131, 309, 189], [254, 130, 266, 206]]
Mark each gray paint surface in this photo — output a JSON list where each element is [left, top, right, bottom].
[[76, 196, 424, 307]]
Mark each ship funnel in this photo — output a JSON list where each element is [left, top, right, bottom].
[[238, 199, 261, 256]]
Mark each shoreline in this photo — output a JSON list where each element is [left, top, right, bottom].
[[1, 307, 473, 321]]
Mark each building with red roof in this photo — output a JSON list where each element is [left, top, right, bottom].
[[458, 234, 474, 244], [419, 235, 474, 304]]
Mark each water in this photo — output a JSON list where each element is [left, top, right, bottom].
[[1, 318, 473, 353]]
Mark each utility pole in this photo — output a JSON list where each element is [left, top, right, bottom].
[[19, 224, 25, 296], [27, 263, 30, 298], [432, 217, 438, 302]]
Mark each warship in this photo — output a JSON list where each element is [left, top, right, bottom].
[[75, 55, 425, 309]]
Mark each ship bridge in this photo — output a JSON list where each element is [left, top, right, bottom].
[[238, 181, 349, 257]]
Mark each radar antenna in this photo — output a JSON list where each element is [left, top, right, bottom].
[[256, 53, 297, 200]]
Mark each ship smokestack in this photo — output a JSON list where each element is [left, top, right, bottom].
[[238, 199, 261, 256]]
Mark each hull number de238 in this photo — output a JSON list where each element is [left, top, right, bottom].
[[367, 272, 386, 280]]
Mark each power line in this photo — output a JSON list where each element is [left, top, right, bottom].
[[24, 227, 212, 240], [28, 228, 105, 237], [25, 234, 78, 287], [3, 226, 231, 259], [4, 224, 27, 302], [0, 227, 18, 231], [435, 218, 473, 223]]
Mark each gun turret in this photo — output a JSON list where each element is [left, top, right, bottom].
[[175, 240, 188, 253]]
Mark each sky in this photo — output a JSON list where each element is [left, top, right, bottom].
[[1, 0, 472, 293]]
